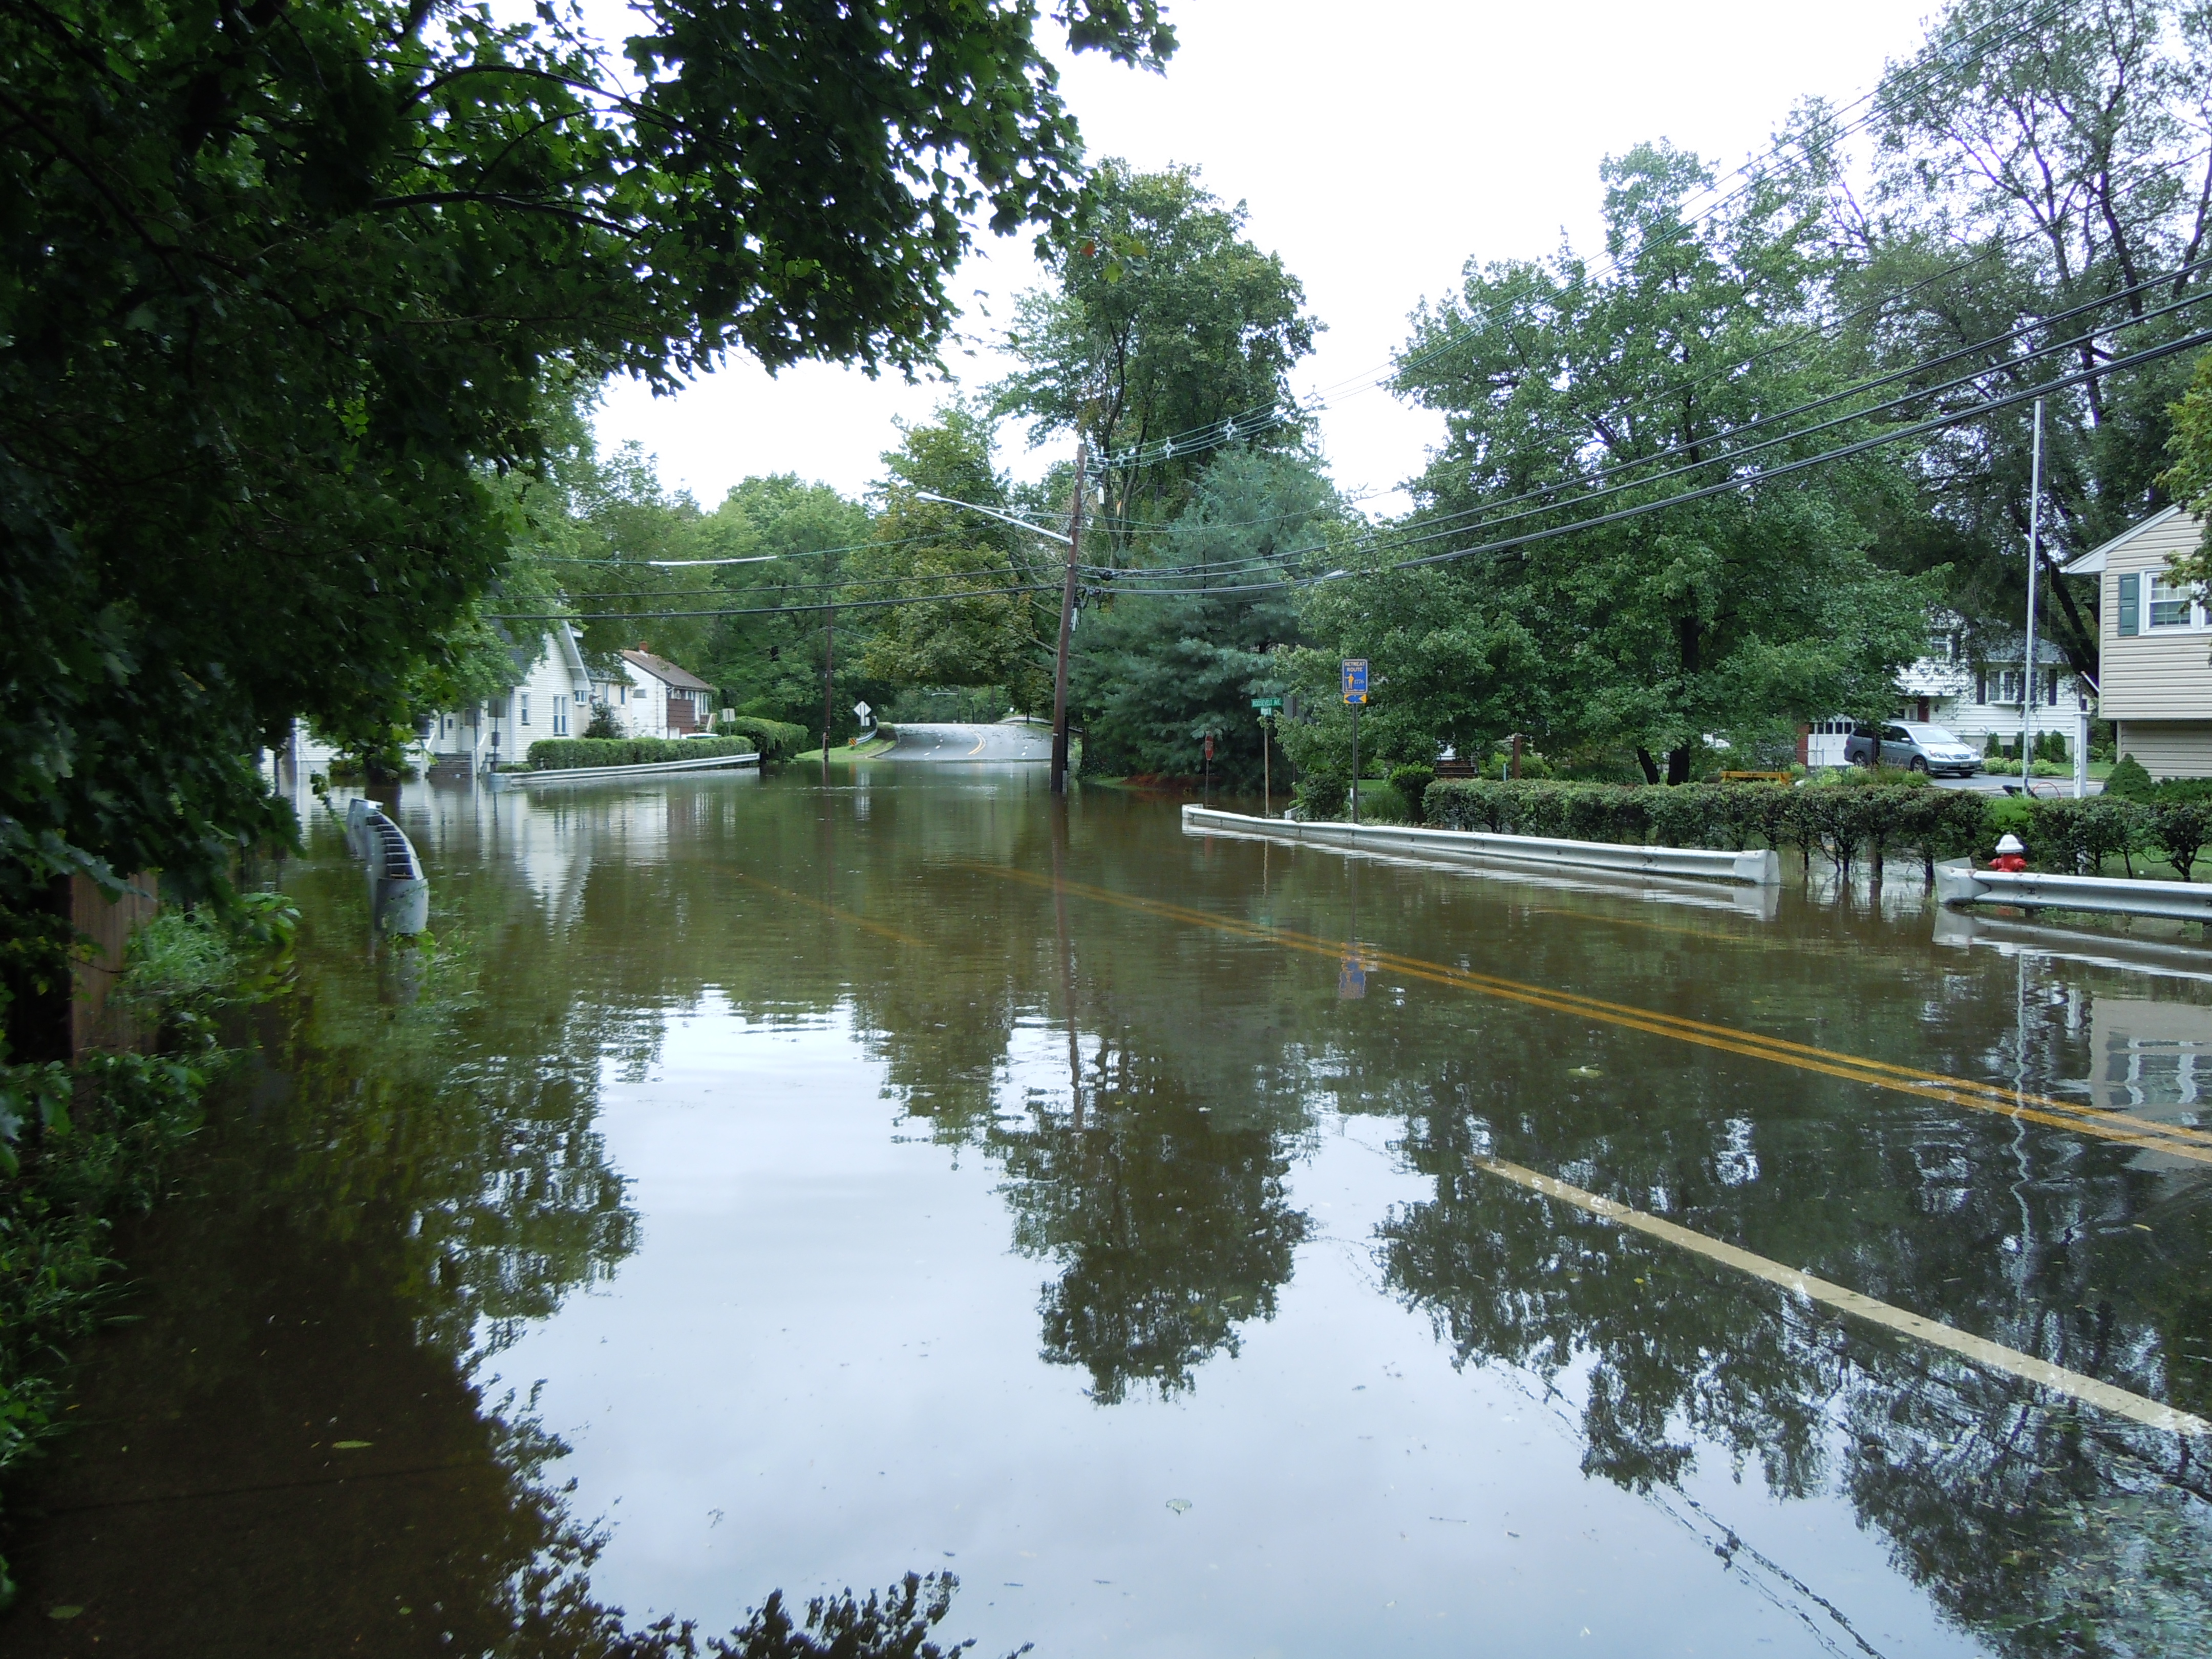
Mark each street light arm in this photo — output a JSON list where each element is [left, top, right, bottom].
[[914, 491, 1074, 545]]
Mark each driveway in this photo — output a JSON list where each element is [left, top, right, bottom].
[[884, 721, 1052, 762], [1930, 772, 2103, 797]]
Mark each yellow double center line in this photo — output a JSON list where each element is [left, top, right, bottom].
[[734, 873, 926, 947], [985, 865, 2212, 1166], [987, 863, 2212, 1434]]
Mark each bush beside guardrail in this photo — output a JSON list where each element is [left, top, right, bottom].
[[525, 735, 761, 770], [1422, 776, 2212, 882], [719, 716, 810, 761], [1424, 778, 1990, 881]]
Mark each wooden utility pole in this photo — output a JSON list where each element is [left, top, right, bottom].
[[1050, 440, 1086, 795], [821, 547, 837, 785]]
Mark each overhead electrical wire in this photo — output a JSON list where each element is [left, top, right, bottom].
[[1106, 323, 2212, 598], [494, 583, 1062, 622], [1083, 0, 2073, 480], [496, 314, 2212, 626], [1087, 258, 2212, 587]]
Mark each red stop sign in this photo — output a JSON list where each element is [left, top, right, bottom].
[[1203, 736, 1215, 759]]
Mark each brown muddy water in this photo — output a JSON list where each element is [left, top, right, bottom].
[[7, 764, 2212, 1657]]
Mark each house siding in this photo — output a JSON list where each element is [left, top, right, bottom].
[[2096, 509, 2212, 722], [2115, 720, 2212, 779]]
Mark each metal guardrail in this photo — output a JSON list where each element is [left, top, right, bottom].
[[1182, 806, 1781, 886], [1934, 858, 2212, 923], [509, 750, 760, 787], [343, 798, 429, 934]]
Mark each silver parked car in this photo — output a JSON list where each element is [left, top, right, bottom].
[[1842, 721, 1981, 776]]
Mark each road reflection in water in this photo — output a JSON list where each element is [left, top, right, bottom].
[[12, 764, 2212, 1656]]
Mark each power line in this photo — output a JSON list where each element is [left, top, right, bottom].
[[538, 558, 1050, 602], [1094, 258, 2212, 585], [1083, 0, 2072, 479], [1105, 322, 2212, 598], [494, 583, 1062, 622]]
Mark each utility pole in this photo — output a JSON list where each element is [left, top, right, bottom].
[[1051, 440, 1086, 795], [2022, 397, 2045, 791], [1350, 700, 1360, 825], [821, 545, 837, 785]]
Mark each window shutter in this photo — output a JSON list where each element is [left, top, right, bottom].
[[2118, 572, 2140, 636], [1975, 672, 1987, 705]]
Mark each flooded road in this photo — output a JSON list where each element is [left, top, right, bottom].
[[12, 767, 2212, 1656]]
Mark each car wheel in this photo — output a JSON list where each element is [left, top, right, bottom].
[[1909, 756, 1928, 774]]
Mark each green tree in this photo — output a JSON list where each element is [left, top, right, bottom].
[[1851, 0, 2212, 671], [698, 475, 876, 734], [0, 0, 1170, 1056], [992, 160, 1320, 555], [1381, 142, 1932, 783], [853, 405, 1054, 713], [1073, 447, 1334, 784]]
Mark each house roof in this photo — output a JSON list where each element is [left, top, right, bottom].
[[2061, 502, 2185, 576], [618, 648, 714, 693]]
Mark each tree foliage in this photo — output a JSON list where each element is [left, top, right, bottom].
[[1366, 142, 1932, 783], [1848, 0, 2212, 670], [853, 405, 1054, 712], [1073, 448, 1332, 783], [993, 160, 1319, 554], [0, 0, 1169, 1054]]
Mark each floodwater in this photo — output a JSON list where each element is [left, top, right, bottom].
[[10, 764, 2212, 1657]]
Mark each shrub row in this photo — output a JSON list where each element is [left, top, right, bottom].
[[525, 735, 764, 770], [2014, 795, 2212, 879], [1423, 778, 2212, 880], [719, 715, 811, 761]]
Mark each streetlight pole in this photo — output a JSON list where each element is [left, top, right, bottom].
[[2021, 397, 2045, 790], [821, 544, 837, 785], [1051, 440, 1086, 796]]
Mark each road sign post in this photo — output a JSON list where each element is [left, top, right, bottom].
[[1341, 658, 1369, 824], [1250, 696, 1282, 817]]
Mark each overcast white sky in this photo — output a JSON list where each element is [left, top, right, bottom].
[[592, 0, 1943, 513]]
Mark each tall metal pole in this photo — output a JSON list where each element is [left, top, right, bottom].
[[2022, 397, 2045, 788], [1051, 440, 1086, 795], [1350, 702, 1361, 825], [821, 546, 837, 785]]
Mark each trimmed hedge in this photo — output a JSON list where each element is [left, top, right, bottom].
[[1423, 777, 2212, 881], [525, 735, 762, 770], [1424, 778, 1988, 879], [718, 715, 810, 762]]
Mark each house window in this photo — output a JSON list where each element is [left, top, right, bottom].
[[575, 689, 586, 704], [1981, 669, 2025, 704], [2149, 572, 2194, 628], [520, 693, 531, 726]]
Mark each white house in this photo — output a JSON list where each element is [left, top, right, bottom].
[[1802, 613, 2089, 766], [421, 624, 593, 775], [2061, 504, 2212, 778], [1893, 615, 2087, 754], [600, 648, 715, 739]]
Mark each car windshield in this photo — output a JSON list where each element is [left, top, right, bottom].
[[1899, 724, 1964, 745]]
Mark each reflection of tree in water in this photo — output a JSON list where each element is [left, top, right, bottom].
[[269, 858, 643, 1358], [992, 1037, 1309, 1403], [1380, 1067, 2212, 1656], [10, 839, 1009, 1655]]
